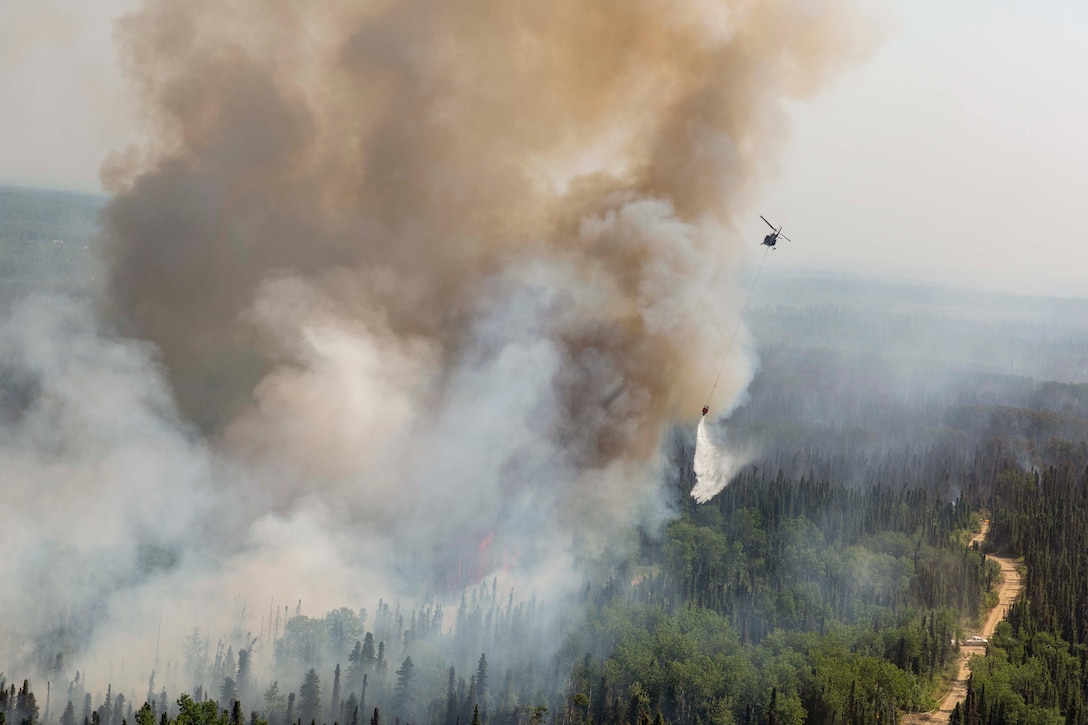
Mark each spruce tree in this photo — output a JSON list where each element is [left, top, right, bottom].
[[284, 693, 295, 725], [299, 670, 321, 725], [135, 704, 153, 725], [220, 678, 237, 707], [393, 659, 415, 724], [223, 648, 236, 688], [361, 636, 375, 670], [474, 656, 487, 724], [101, 686, 112, 725], [343, 694, 359, 725], [17, 682, 40, 725], [236, 650, 252, 706], [347, 643, 364, 689], [263, 683, 284, 721], [360, 676, 367, 720], [444, 668, 457, 725], [329, 665, 341, 725]]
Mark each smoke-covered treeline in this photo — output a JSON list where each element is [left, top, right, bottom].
[[3, 0, 886, 703], [7, 182, 1088, 722], [4, 0, 1088, 721], [0, 465, 996, 725], [0, 426, 1059, 725]]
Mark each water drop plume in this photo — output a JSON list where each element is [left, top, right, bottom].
[[692, 416, 749, 503]]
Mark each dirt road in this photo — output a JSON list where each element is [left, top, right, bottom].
[[900, 522, 1023, 724]]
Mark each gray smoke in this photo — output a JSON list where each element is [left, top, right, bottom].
[[0, 0, 881, 692]]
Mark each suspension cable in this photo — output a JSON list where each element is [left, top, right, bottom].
[[704, 245, 771, 412]]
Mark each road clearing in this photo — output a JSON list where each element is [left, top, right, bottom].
[[901, 521, 1023, 724]]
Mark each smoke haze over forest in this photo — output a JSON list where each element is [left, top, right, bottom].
[[0, 0, 883, 693], [8, 2, 1088, 724]]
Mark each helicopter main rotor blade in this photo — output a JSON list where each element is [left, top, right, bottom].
[[778, 233, 793, 243], [760, 215, 777, 231]]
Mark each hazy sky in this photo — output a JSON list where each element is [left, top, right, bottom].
[[1, 0, 1085, 297], [762, 0, 1088, 298], [0, 0, 140, 192]]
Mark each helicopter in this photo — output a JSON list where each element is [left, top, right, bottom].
[[760, 215, 792, 248], [701, 215, 795, 419]]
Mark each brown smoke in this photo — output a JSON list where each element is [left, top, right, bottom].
[[0, 1, 892, 688], [101, 0, 876, 475]]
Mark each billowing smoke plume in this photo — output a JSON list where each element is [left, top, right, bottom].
[[2, 0, 878, 690]]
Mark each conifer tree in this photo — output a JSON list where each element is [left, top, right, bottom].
[[135, 703, 154, 725], [236, 651, 252, 706], [360, 676, 367, 720], [343, 694, 359, 725], [220, 679, 237, 707], [361, 636, 375, 670], [299, 670, 321, 725], [474, 656, 487, 724], [444, 668, 457, 725], [263, 683, 284, 722], [184, 630, 207, 690], [347, 643, 364, 689], [393, 659, 415, 724], [101, 686, 112, 725], [284, 693, 295, 725], [329, 665, 341, 725], [222, 649, 235, 690]]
